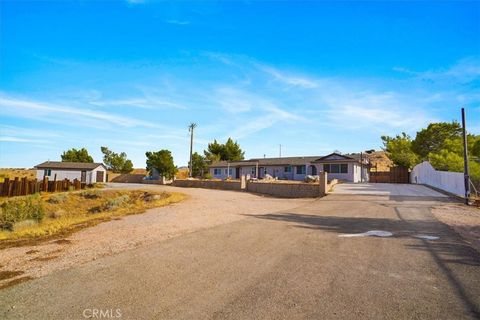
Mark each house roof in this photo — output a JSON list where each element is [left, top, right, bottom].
[[35, 161, 106, 170], [210, 156, 323, 167], [312, 153, 369, 164], [209, 153, 369, 168]]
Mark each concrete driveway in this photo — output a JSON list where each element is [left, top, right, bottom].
[[332, 183, 448, 197], [1, 184, 479, 319]]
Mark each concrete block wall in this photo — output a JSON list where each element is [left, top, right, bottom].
[[172, 179, 242, 191], [246, 181, 321, 198], [172, 172, 328, 198]]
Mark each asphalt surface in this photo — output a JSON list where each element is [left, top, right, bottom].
[[1, 184, 479, 320]]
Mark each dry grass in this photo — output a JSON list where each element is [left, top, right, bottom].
[[0, 189, 185, 245], [0, 168, 36, 182]]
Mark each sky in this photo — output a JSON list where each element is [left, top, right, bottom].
[[0, 0, 479, 168]]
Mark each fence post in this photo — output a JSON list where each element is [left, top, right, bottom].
[[42, 176, 48, 192], [2, 178, 9, 196]]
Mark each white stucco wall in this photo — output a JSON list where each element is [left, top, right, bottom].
[[411, 161, 465, 197], [36, 166, 107, 184]]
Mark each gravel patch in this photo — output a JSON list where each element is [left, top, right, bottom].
[[432, 203, 480, 253], [0, 184, 312, 287]]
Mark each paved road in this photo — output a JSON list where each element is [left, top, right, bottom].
[[1, 184, 479, 319]]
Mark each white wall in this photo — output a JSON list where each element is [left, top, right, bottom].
[[411, 161, 465, 197], [36, 166, 107, 184]]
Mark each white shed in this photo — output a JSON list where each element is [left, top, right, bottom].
[[35, 161, 107, 184]]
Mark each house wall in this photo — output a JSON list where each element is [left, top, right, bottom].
[[210, 167, 235, 179], [36, 166, 107, 184]]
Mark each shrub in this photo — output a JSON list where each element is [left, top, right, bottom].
[[104, 195, 130, 211], [48, 193, 68, 204], [203, 173, 212, 180], [80, 189, 102, 199], [0, 195, 45, 231]]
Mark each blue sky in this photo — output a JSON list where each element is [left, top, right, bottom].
[[1, 1, 479, 168]]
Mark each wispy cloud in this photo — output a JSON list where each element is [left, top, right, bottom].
[[0, 136, 49, 143], [89, 98, 186, 110], [0, 95, 154, 128], [125, 0, 145, 4], [165, 20, 190, 26], [257, 65, 318, 89], [394, 57, 480, 84]]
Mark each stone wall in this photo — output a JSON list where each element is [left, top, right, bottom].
[[172, 179, 242, 191], [246, 181, 322, 198]]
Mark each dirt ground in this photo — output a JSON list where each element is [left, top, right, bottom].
[[0, 184, 311, 288], [432, 203, 480, 253]]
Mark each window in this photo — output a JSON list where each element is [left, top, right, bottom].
[[228, 168, 233, 175], [251, 167, 256, 175], [213, 168, 222, 175], [284, 166, 292, 173], [331, 164, 340, 173], [296, 165, 306, 174], [323, 163, 348, 174], [44, 169, 51, 176]]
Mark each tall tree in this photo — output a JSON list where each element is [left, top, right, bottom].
[[145, 150, 177, 180], [411, 121, 462, 159], [381, 133, 418, 169], [223, 138, 245, 161], [61, 148, 94, 163], [204, 138, 245, 162], [204, 139, 224, 162], [189, 152, 208, 178], [100, 147, 133, 174]]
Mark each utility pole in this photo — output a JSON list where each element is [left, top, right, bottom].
[[360, 152, 363, 183], [188, 123, 197, 178], [461, 108, 470, 204], [279, 144, 282, 158]]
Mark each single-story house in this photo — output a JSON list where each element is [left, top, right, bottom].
[[209, 153, 370, 183], [35, 161, 107, 184]]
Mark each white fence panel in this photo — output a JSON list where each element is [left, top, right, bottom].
[[411, 161, 465, 197]]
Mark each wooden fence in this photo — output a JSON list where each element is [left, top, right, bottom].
[[0, 177, 86, 197], [370, 166, 410, 184]]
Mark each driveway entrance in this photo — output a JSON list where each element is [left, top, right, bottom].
[[332, 183, 447, 197]]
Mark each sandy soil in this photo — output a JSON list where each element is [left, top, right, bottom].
[[432, 203, 480, 253], [0, 184, 311, 288]]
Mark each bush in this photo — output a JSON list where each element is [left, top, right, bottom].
[[104, 195, 130, 211], [48, 193, 68, 204], [0, 195, 45, 231], [80, 189, 102, 199], [203, 173, 212, 180]]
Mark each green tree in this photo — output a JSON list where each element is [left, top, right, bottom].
[[411, 121, 462, 159], [204, 139, 223, 162], [223, 138, 245, 161], [189, 152, 208, 178], [381, 133, 418, 169], [204, 138, 245, 161], [145, 150, 177, 180], [61, 148, 94, 163], [100, 147, 133, 174]]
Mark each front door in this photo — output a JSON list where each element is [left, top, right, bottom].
[[81, 171, 87, 183], [96, 171, 104, 183]]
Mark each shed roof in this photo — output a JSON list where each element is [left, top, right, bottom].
[[35, 161, 106, 170]]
